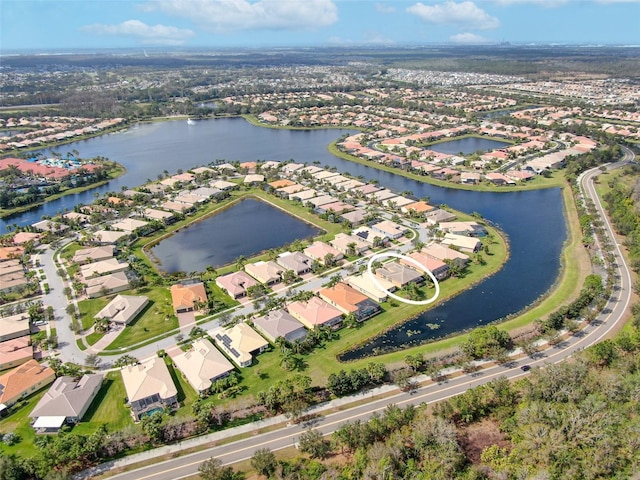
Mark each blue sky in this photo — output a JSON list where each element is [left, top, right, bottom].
[[2, 0, 639, 51]]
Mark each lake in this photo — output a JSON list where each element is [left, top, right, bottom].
[[149, 198, 321, 272], [428, 137, 511, 155], [2, 117, 567, 353]]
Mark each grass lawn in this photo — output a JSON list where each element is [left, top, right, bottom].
[[164, 357, 199, 415], [86, 331, 104, 346], [0, 389, 47, 458], [78, 296, 111, 330], [103, 287, 177, 351], [73, 372, 134, 436]]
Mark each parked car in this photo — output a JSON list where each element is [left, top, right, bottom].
[[520, 365, 531, 372]]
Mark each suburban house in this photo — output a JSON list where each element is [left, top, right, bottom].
[[93, 230, 129, 244], [111, 218, 149, 232], [375, 261, 425, 288], [0, 336, 33, 372], [252, 309, 308, 343], [0, 359, 55, 407], [352, 226, 389, 246], [215, 271, 258, 299], [441, 234, 482, 253], [212, 323, 269, 368], [79, 257, 129, 280], [170, 281, 208, 314], [85, 271, 130, 298], [404, 251, 450, 280], [329, 233, 370, 256], [120, 357, 178, 421], [141, 208, 175, 223], [345, 273, 395, 303], [244, 261, 284, 285], [286, 296, 344, 330], [371, 220, 408, 240], [95, 295, 149, 325], [438, 221, 487, 237], [276, 251, 313, 275], [71, 245, 115, 264], [339, 209, 367, 226], [0, 313, 30, 342], [421, 243, 470, 268], [171, 338, 235, 394], [319, 282, 381, 321], [424, 209, 457, 225], [303, 241, 343, 264], [0, 259, 28, 293], [30, 374, 103, 433]]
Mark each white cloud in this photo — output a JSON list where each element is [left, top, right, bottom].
[[143, 0, 338, 32], [407, 1, 500, 29], [450, 32, 489, 43], [81, 20, 194, 45], [491, 0, 568, 6], [375, 3, 396, 13], [363, 31, 394, 44]]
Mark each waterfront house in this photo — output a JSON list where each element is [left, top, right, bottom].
[[121, 357, 178, 421], [111, 218, 149, 232], [421, 243, 470, 268], [303, 241, 343, 264], [30, 374, 103, 433], [276, 251, 313, 275], [171, 338, 234, 394], [345, 273, 395, 303], [375, 261, 424, 288], [244, 261, 284, 286], [424, 208, 457, 225], [95, 295, 149, 325], [319, 282, 381, 321], [441, 234, 482, 253], [252, 309, 307, 343], [438, 221, 487, 237], [339, 209, 367, 226], [215, 271, 258, 299], [212, 323, 269, 368], [93, 230, 129, 244], [0, 359, 55, 407], [170, 281, 208, 314], [403, 251, 450, 280], [286, 296, 344, 330], [402, 201, 436, 216]]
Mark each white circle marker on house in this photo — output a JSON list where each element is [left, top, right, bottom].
[[366, 252, 440, 306]]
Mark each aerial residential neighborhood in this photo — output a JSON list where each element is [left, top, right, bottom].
[[0, 30, 639, 479]]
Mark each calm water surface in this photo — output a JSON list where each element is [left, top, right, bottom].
[[428, 137, 510, 155], [3, 118, 567, 353], [150, 198, 320, 272]]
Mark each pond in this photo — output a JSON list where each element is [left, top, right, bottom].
[[149, 198, 321, 273], [428, 136, 511, 155]]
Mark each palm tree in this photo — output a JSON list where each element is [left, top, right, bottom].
[[235, 255, 247, 271]]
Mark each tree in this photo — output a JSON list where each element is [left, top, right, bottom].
[[298, 429, 330, 459], [250, 448, 277, 477], [140, 411, 164, 444], [199, 457, 243, 480], [114, 355, 138, 368], [461, 326, 511, 360]]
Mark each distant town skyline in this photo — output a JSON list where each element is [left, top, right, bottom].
[[2, 0, 639, 52]]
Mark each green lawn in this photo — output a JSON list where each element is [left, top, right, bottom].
[[164, 357, 199, 415], [78, 296, 111, 330], [73, 372, 133, 436], [0, 389, 47, 458], [103, 287, 177, 351]]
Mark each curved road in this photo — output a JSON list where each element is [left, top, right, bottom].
[[79, 151, 635, 480]]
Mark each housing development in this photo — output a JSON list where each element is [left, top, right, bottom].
[[0, 45, 638, 480]]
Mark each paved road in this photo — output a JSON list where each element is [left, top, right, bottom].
[[79, 156, 635, 480]]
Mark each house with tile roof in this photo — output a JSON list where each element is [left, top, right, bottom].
[[71, 245, 114, 264], [421, 243, 469, 268], [286, 296, 344, 330], [244, 261, 284, 286], [329, 233, 370, 256], [95, 295, 149, 325], [211, 323, 269, 368], [303, 241, 343, 264], [404, 251, 450, 281], [252, 309, 307, 343], [85, 271, 130, 298], [215, 271, 258, 299], [0, 313, 30, 342], [80, 257, 129, 280], [375, 261, 425, 288], [171, 338, 234, 394], [345, 273, 395, 303], [0, 336, 33, 372], [0, 359, 55, 407], [170, 281, 208, 314], [30, 374, 103, 432], [319, 283, 381, 321], [120, 357, 178, 421], [276, 251, 313, 275], [441, 234, 482, 253]]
